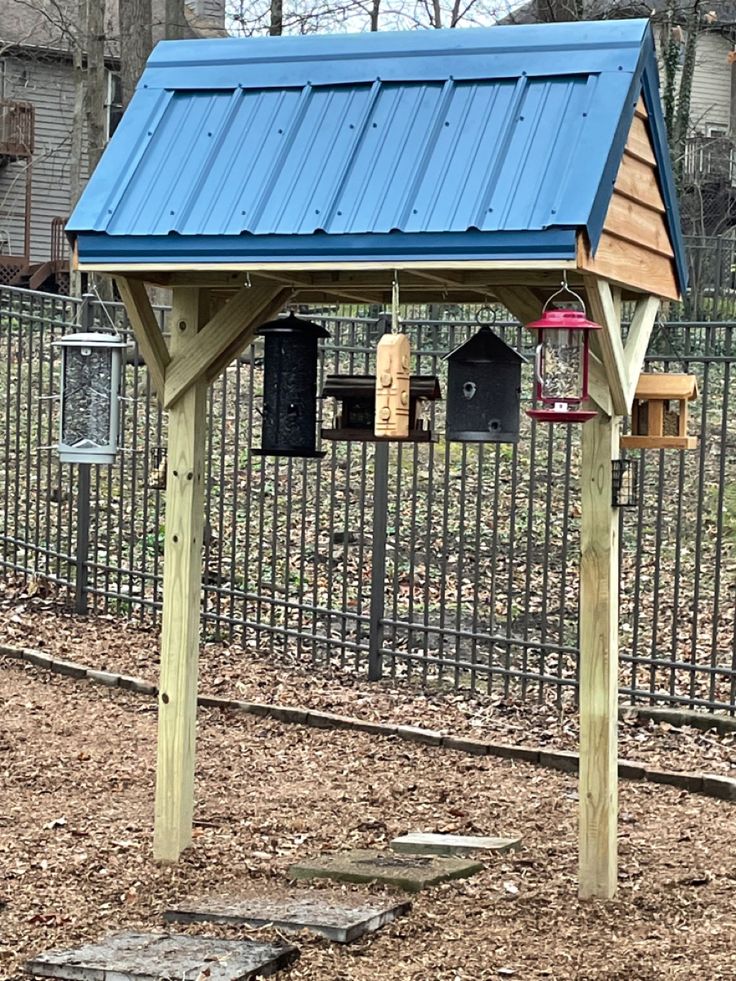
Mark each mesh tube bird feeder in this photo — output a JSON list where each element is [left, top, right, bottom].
[[56, 332, 129, 465]]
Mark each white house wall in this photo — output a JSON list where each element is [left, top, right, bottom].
[[0, 54, 88, 262], [689, 30, 731, 133]]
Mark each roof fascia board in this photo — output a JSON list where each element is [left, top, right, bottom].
[[74, 228, 578, 265]]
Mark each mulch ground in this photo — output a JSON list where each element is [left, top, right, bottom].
[[2, 600, 736, 777], [2, 614, 736, 979]]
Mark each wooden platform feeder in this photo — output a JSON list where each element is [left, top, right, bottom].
[[621, 373, 698, 450], [321, 375, 441, 442]]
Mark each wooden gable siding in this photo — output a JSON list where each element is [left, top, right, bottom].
[[577, 99, 680, 300]]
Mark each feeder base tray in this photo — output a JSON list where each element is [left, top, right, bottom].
[[252, 448, 326, 459], [527, 409, 597, 424]]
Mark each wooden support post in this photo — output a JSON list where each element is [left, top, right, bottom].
[[579, 408, 620, 899], [153, 287, 209, 863]]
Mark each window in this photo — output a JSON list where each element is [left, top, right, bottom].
[[105, 71, 123, 140]]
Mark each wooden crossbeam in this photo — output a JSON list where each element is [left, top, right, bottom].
[[493, 285, 544, 325], [588, 352, 613, 418], [116, 277, 170, 399], [163, 285, 285, 409], [585, 278, 629, 416]]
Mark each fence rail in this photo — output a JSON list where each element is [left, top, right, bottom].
[[0, 284, 734, 713]]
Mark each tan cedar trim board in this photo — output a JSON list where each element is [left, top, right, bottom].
[[153, 287, 209, 863], [577, 231, 679, 301], [620, 435, 698, 450], [604, 194, 674, 260], [76, 259, 578, 273]]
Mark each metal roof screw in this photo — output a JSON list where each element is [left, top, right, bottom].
[[372, 123, 378, 128], [278, 129, 283, 134], [551, 209, 557, 214], [582, 112, 588, 117], [170, 210, 175, 215], [413, 209, 418, 214], [444, 121, 450, 127], [519, 115, 525, 121], [207, 131, 212, 136], [315, 209, 320, 214], [337, 211, 342, 216]]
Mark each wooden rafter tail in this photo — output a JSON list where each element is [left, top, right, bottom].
[[116, 277, 170, 401], [163, 284, 285, 409], [585, 277, 628, 417]]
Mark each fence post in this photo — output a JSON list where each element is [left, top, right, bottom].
[[368, 439, 389, 681], [74, 293, 94, 614]]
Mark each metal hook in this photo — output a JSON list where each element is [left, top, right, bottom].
[[543, 270, 586, 315], [392, 270, 400, 333], [476, 304, 497, 326], [244, 272, 252, 288]]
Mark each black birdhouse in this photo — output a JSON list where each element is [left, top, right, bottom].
[[445, 326, 527, 443], [321, 375, 441, 442], [254, 312, 330, 458]]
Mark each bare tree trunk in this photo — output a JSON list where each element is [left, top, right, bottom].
[[432, 0, 442, 27], [269, 0, 283, 35], [84, 0, 106, 175], [370, 0, 380, 30], [120, 0, 153, 109], [69, 0, 86, 294], [165, 0, 188, 38]]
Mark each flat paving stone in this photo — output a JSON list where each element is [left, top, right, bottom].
[[165, 891, 411, 943], [391, 832, 521, 856], [289, 849, 483, 893], [24, 931, 298, 980]]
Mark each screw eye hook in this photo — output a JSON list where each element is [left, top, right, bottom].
[[543, 271, 586, 315]]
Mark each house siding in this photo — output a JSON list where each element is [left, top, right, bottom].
[[0, 53, 88, 262], [690, 30, 731, 133]]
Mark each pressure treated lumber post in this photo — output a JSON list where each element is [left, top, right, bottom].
[[579, 408, 620, 899], [154, 288, 208, 862]]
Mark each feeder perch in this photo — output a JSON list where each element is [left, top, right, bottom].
[[254, 312, 330, 459], [56, 332, 129, 465], [620, 374, 699, 450], [322, 375, 441, 442], [445, 325, 527, 443]]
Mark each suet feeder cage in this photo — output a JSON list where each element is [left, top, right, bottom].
[[445, 324, 527, 443], [611, 458, 639, 508], [321, 375, 441, 442], [620, 373, 699, 450], [254, 312, 330, 459], [526, 284, 600, 424], [56, 332, 129, 465]]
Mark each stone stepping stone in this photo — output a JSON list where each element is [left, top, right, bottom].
[[24, 931, 298, 980], [165, 890, 411, 944], [391, 832, 521, 856], [289, 849, 483, 893]]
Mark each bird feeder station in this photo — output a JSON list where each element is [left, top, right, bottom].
[[445, 324, 527, 443], [56, 332, 129, 465], [621, 373, 699, 450], [322, 375, 440, 442], [67, 20, 690, 901], [526, 285, 600, 424], [254, 312, 329, 459]]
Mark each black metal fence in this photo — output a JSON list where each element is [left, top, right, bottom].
[[1, 284, 735, 713]]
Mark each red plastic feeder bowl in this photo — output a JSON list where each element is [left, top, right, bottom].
[[525, 308, 601, 424]]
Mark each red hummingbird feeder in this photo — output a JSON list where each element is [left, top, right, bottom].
[[526, 282, 601, 424]]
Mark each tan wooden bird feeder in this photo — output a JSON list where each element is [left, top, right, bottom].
[[621, 373, 699, 450]]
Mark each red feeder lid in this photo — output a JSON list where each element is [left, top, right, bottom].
[[526, 309, 601, 332]]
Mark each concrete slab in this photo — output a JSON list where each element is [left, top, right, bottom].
[[390, 832, 521, 856], [24, 931, 298, 980], [289, 849, 483, 893], [165, 891, 411, 943]]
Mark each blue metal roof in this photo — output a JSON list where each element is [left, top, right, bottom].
[[68, 19, 687, 290]]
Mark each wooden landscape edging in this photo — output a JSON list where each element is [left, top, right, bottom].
[[3, 643, 736, 804]]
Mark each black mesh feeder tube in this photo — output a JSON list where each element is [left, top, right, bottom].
[[254, 312, 330, 458]]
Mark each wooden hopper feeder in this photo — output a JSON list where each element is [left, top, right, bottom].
[[621, 374, 698, 450], [321, 375, 441, 442]]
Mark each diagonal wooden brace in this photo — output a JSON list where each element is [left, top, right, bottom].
[[116, 277, 170, 400], [163, 284, 287, 409]]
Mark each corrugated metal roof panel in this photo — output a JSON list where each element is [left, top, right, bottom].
[[67, 19, 687, 290]]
